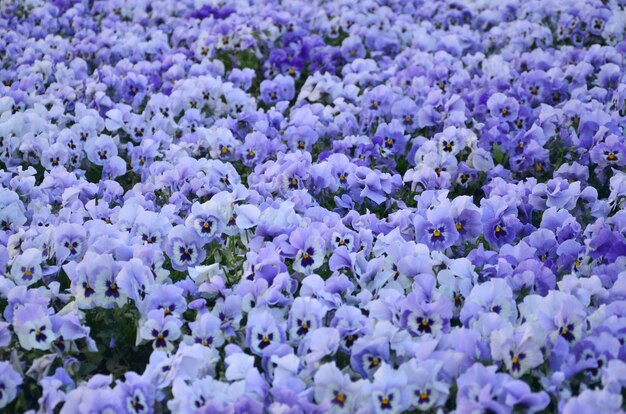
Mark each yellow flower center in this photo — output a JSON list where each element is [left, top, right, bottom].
[[433, 229, 441, 237], [512, 355, 519, 364], [455, 223, 463, 231]]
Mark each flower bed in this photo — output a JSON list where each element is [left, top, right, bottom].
[[1, 0, 626, 412]]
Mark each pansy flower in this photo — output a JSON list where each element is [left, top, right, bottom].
[[372, 120, 408, 157], [54, 223, 87, 262], [146, 285, 187, 318], [286, 227, 326, 275], [0, 196, 27, 234], [140, 309, 182, 352], [401, 276, 453, 337], [329, 227, 358, 253], [245, 311, 286, 356], [10, 247, 42, 286], [84, 135, 118, 166], [519, 291, 587, 346], [596, 63, 622, 91], [350, 336, 389, 379], [449, 196, 482, 242], [590, 134, 626, 168], [13, 303, 56, 351], [117, 258, 155, 307], [314, 362, 359, 413], [572, 332, 620, 383], [185, 312, 225, 349], [165, 225, 206, 271], [490, 324, 544, 378], [331, 305, 370, 352], [400, 359, 450, 411], [185, 202, 221, 244], [460, 279, 518, 327], [414, 205, 459, 251], [340, 36, 366, 62], [481, 196, 521, 248], [287, 297, 327, 343], [90, 253, 126, 309], [487, 92, 519, 122], [369, 363, 410, 413], [238, 132, 270, 167], [115, 372, 155, 414]]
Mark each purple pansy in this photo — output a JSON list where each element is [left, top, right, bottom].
[[165, 225, 206, 271], [414, 205, 460, 251]]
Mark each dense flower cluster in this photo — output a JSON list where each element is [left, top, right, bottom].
[[1, 0, 626, 412]]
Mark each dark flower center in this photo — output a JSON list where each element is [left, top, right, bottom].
[[417, 389, 431, 404], [83, 282, 95, 297], [332, 390, 347, 407], [378, 394, 393, 409], [301, 247, 316, 267], [510, 351, 526, 371], [257, 332, 274, 349], [179, 246, 194, 262], [416, 317, 433, 334], [105, 280, 120, 298], [560, 324, 575, 342]]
